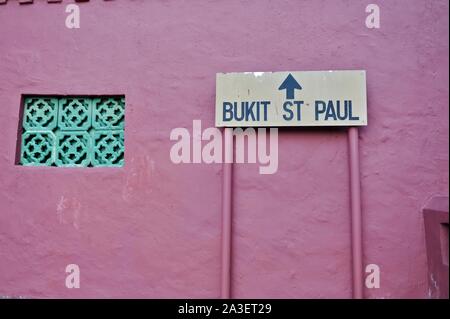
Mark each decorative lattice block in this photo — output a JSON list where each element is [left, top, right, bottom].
[[58, 97, 92, 131], [22, 97, 58, 131], [21, 131, 56, 166], [92, 97, 125, 130], [55, 131, 91, 167], [91, 130, 124, 167], [20, 95, 125, 167]]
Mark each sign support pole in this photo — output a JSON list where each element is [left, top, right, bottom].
[[348, 127, 364, 299], [221, 127, 233, 299]]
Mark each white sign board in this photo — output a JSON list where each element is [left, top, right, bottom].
[[215, 70, 367, 127]]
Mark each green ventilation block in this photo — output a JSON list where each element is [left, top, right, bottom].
[[20, 95, 125, 167], [55, 131, 91, 167], [58, 97, 92, 131], [91, 130, 124, 167], [92, 97, 125, 130], [22, 97, 58, 131], [21, 131, 56, 166]]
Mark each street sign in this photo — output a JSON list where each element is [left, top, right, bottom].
[[215, 70, 367, 127]]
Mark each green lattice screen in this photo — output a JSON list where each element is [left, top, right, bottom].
[[19, 96, 125, 167]]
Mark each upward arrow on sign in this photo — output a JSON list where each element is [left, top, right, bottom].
[[278, 73, 302, 99]]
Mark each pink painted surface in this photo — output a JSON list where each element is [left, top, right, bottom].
[[0, 0, 448, 298]]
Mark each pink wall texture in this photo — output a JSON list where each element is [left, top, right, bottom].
[[0, 0, 448, 298]]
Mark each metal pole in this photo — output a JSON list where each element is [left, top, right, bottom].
[[348, 127, 364, 299], [221, 128, 233, 299]]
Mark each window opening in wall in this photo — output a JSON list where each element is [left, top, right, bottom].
[[18, 95, 125, 167]]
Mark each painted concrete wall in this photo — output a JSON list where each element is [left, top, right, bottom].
[[0, 0, 448, 298]]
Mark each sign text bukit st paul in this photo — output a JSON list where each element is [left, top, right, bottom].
[[216, 70, 367, 127], [169, 70, 367, 176]]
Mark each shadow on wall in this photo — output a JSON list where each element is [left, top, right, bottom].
[[422, 195, 449, 299]]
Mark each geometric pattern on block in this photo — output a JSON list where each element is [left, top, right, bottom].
[[92, 96, 125, 130], [58, 97, 92, 131], [20, 95, 125, 167], [55, 131, 91, 167], [20, 131, 56, 166], [22, 97, 58, 131], [91, 130, 124, 167]]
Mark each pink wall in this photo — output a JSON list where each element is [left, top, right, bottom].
[[0, 0, 448, 298]]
